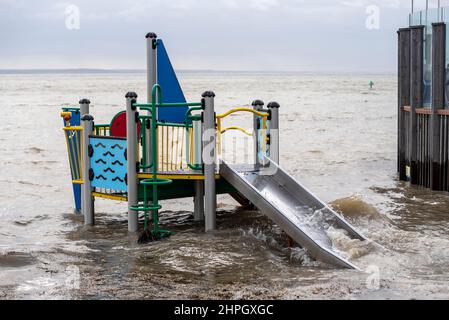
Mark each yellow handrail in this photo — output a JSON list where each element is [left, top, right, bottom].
[[63, 126, 83, 131], [217, 108, 269, 119], [216, 108, 269, 158], [220, 126, 252, 136]]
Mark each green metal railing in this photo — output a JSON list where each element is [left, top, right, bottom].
[[137, 87, 204, 172], [130, 84, 204, 239], [184, 107, 203, 170], [94, 124, 110, 136], [62, 107, 80, 112]]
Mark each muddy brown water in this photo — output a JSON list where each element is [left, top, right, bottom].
[[1, 72, 449, 299]]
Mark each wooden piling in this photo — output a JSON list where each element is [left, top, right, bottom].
[[398, 28, 411, 181], [410, 26, 424, 185], [431, 23, 446, 191]]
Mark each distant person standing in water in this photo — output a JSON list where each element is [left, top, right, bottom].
[[369, 80, 374, 89]]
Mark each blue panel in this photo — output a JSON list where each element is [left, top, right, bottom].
[[157, 39, 188, 124], [63, 110, 81, 212], [89, 137, 128, 191]]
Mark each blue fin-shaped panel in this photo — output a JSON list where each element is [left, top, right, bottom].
[[157, 39, 188, 124]]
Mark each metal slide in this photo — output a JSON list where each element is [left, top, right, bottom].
[[220, 159, 368, 270]]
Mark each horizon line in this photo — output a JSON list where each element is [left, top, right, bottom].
[[0, 68, 396, 75]]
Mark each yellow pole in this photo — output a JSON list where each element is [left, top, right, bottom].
[[160, 127, 165, 171], [174, 127, 179, 171], [180, 126, 185, 169], [65, 131, 75, 179], [217, 118, 222, 157], [69, 131, 79, 179], [165, 126, 168, 172]]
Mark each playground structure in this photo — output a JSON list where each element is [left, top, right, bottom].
[[61, 32, 367, 269]]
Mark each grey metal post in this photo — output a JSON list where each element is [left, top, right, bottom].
[[79, 98, 90, 117], [410, 25, 424, 185], [202, 91, 216, 232], [398, 28, 411, 181], [77, 99, 91, 216], [193, 118, 204, 221], [126, 92, 139, 232], [146, 32, 158, 102], [145, 32, 158, 173], [194, 181, 205, 221], [252, 100, 264, 167], [267, 102, 280, 164], [81, 114, 94, 225], [431, 22, 446, 190]]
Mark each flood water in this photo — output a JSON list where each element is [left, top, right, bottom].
[[1, 72, 449, 300]]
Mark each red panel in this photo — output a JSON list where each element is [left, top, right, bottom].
[[110, 111, 141, 138]]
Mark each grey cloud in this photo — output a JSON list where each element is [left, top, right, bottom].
[[0, 0, 413, 72]]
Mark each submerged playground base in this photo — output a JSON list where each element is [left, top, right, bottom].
[[61, 32, 367, 269]]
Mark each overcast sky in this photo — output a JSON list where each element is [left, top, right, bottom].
[[0, 0, 435, 72]]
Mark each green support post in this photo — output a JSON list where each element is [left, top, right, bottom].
[[130, 84, 173, 241]]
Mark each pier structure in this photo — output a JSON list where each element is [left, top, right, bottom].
[[398, 5, 449, 191]]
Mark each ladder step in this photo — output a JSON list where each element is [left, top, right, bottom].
[[129, 204, 162, 212]]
